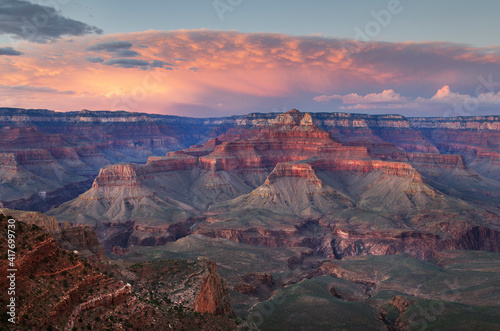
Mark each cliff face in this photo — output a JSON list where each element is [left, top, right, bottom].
[[265, 163, 323, 186], [0, 127, 99, 211], [240, 111, 500, 183], [0, 214, 236, 330], [0, 215, 128, 329], [0, 208, 104, 261], [198, 111, 358, 172], [307, 113, 500, 181], [194, 259, 234, 316]]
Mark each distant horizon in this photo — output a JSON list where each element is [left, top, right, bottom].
[[2, 105, 500, 120]]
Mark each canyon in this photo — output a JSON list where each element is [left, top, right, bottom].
[[2, 107, 500, 212], [1, 107, 500, 329], [41, 109, 500, 262]]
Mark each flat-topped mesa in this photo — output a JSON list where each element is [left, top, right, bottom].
[[405, 153, 467, 170], [12, 149, 57, 165], [236, 111, 334, 141], [92, 163, 143, 188], [93, 152, 199, 189], [182, 138, 223, 157], [409, 116, 500, 130], [476, 150, 500, 161], [147, 151, 198, 171], [265, 163, 323, 187], [310, 158, 423, 181], [239, 109, 316, 126], [198, 137, 360, 171]]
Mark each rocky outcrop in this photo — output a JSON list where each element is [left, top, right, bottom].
[[0, 215, 236, 330], [330, 230, 455, 260], [194, 258, 234, 316], [65, 283, 133, 330], [0, 216, 118, 328], [92, 163, 143, 188], [148, 151, 199, 170], [390, 295, 416, 313], [311, 158, 423, 179], [59, 223, 105, 262], [265, 163, 323, 186], [0, 208, 104, 261], [457, 226, 500, 252]]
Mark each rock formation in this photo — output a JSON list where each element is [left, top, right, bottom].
[[0, 213, 236, 330], [0, 208, 104, 261], [6, 107, 500, 330], [44, 109, 500, 264], [2, 107, 500, 211], [194, 258, 234, 316]]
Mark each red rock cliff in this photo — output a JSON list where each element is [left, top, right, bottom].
[[194, 258, 234, 316]]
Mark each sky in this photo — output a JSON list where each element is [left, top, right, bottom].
[[1, 0, 500, 117]]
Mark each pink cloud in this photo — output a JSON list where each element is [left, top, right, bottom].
[[429, 85, 500, 104], [1, 30, 500, 116], [314, 89, 406, 104], [315, 85, 500, 116]]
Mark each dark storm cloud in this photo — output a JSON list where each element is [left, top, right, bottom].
[[0, 0, 102, 43], [85, 56, 104, 63], [86, 41, 133, 52], [0, 46, 22, 55]]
